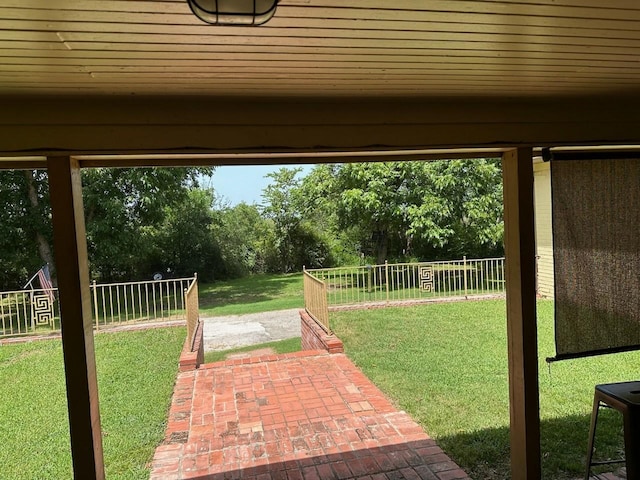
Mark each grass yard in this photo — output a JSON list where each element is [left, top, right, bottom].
[[203, 336, 301, 363], [199, 273, 303, 316], [0, 327, 185, 480], [332, 299, 636, 480]]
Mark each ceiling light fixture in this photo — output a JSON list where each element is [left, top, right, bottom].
[[187, 0, 278, 25]]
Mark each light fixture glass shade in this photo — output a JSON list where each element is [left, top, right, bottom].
[[188, 0, 278, 25]]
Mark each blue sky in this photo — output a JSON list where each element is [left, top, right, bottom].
[[206, 164, 314, 206]]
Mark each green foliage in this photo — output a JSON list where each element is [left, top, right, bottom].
[[0, 170, 52, 289], [298, 159, 504, 263], [145, 188, 222, 281], [83, 167, 212, 282], [0, 327, 185, 479], [211, 202, 274, 278], [0, 167, 219, 288], [261, 167, 332, 272], [408, 159, 504, 258], [260, 167, 303, 272], [260, 221, 333, 273], [332, 300, 635, 480]]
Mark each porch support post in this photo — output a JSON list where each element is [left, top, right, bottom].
[[502, 147, 541, 479], [47, 156, 105, 480]]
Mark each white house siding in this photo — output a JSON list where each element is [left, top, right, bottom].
[[533, 161, 554, 297]]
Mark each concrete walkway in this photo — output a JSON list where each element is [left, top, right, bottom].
[[202, 309, 301, 352], [150, 350, 470, 480]]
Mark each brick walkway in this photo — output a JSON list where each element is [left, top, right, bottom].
[[150, 350, 470, 480]]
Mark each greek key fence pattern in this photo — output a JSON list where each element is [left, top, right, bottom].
[[305, 257, 505, 308], [0, 275, 197, 338]]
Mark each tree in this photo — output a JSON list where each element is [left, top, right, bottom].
[[298, 159, 504, 263], [407, 159, 504, 259], [0, 170, 52, 289], [295, 165, 363, 266], [146, 188, 221, 281], [0, 166, 214, 288], [0, 159, 504, 289], [211, 202, 274, 277], [81, 167, 212, 281], [300, 162, 420, 263], [260, 167, 333, 272], [334, 162, 416, 263], [260, 167, 303, 272]]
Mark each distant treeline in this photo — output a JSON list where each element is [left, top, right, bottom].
[[0, 159, 503, 289]]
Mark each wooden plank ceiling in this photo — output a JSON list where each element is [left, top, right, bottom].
[[2, 0, 640, 98]]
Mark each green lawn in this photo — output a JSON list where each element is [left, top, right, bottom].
[[0, 327, 185, 479], [331, 299, 634, 480], [203, 336, 301, 363], [199, 273, 304, 316]]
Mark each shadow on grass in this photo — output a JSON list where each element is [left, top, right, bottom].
[[438, 409, 624, 480], [199, 273, 303, 310]]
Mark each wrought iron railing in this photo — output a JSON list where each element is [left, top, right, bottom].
[[91, 276, 194, 329], [184, 274, 199, 349], [0, 288, 60, 337], [0, 275, 197, 338], [305, 257, 505, 308], [303, 269, 330, 333]]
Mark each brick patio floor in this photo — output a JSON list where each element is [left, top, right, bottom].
[[150, 350, 471, 480]]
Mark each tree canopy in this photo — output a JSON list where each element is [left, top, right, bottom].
[[298, 159, 504, 263], [0, 167, 214, 288]]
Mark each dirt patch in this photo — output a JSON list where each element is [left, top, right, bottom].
[[225, 347, 276, 360]]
